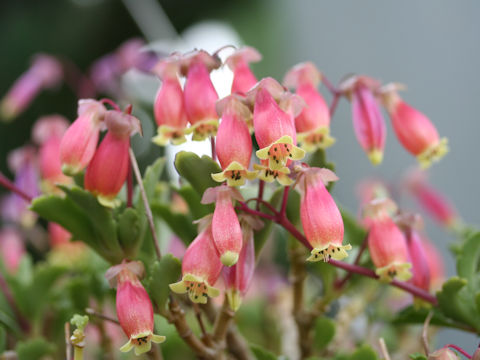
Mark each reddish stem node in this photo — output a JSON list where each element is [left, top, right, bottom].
[[0, 172, 33, 202]]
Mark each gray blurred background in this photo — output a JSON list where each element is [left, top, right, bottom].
[[1, 0, 478, 352]]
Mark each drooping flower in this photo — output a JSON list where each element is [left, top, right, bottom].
[[0, 227, 25, 273], [341, 76, 386, 165], [169, 226, 223, 304], [421, 235, 445, 291], [283, 62, 335, 151], [251, 79, 305, 171], [60, 99, 106, 176], [211, 95, 257, 186], [428, 348, 459, 360], [381, 84, 448, 168], [225, 46, 262, 94], [202, 186, 244, 266], [151, 56, 188, 146], [84, 109, 142, 207], [406, 229, 431, 292], [105, 261, 165, 355], [1, 54, 63, 120], [367, 204, 412, 282], [297, 167, 351, 262], [182, 50, 221, 141], [223, 215, 262, 311]]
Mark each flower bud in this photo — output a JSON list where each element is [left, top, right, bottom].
[[251, 81, 305, 171], [84, 110, 141, 207], [367, 210, 412, 282], [202, 186, 244, 266], [224, 215, 262, 311], [152, 57, 188, 146], [0, 227, 25, 273], [169, 226, 222, 303], [212, 95, 257, 186], [182, 51, 220, 141], [1, 54, 62, 120], [105, 261, 165, 355], [284, 62, 335, 151], [381, 85, 448, 168], [60, 100, 106, 176], [351, 82, 386, 165], [225, 46, 261, 94], [428, 348, 459, 360], [297, 168, 351, 262]]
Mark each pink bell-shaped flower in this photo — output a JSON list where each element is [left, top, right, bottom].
[[105, 261, 165, 356], [33, 115, 72, 194], [182, 50, 221, 141], [60, 99, 106, 176], [0, 227, 25, 273], [211, 95, 257, 186], [151, 57, 188, 146], [202, 186, 244, 266], [381, 84, 448, 168], [251, 79, 305, 172], [1, 54, 62, 120], [297, 167, 351, 262], [367, 203, 412, 282], [84, 109, 142, 207], [223, 215, 262, 311], [283, 62, 335, 151], [169, 226, 223, 303], [225, 46, 262, 94], [406, 229, 431, 293], [48, 222, 71, 247], [421, 235, 445, 291]]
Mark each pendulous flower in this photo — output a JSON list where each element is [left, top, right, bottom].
[[225, 46, 262, 94]]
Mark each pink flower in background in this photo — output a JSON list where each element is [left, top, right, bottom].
[[421, 235, 445, 291], [0, 54, 63, 120], [105, 261, 165, 355], [60, 100, 106, 176], [284, 62, 335, 151], [406, 229, 431, 292], [297, 167, 351, 262], [84, 110, 141, 207], [169, 226, 222, 304], [0, 227, 25, 273], [48, 222, 71, 247], [225, 46, 262, 94]]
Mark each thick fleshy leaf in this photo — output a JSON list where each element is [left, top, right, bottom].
[[135, 157, 166, 211], [174, 151, 221, 196], [147, 255, 182, 312], [349, 345, 378, 360], [16, 338, 56, 360], [117, 207, 143, 258], [409, 354, 428, 360], [457, 232, 480, 291], [174, 185, 213, 218], [250, 343, 278, 360], [314, 316, 335, 350], [151, 203, 197, 244]]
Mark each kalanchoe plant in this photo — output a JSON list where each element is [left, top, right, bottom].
[[0, 42, 477, 360]]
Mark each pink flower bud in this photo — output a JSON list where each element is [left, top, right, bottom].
[[223, 215, 262, 311], [284, 62, 335, 151], [225, 47, 262, 94], [351, 82, 386, 165], [406, 229, 430, 292], [428, 348, 459, 360], [84, 110, 141, 207], [0, 227, 25, 273], [252, 82, 305, 171], [105, 261, 165, 355], [297, 168, 351, 262], [60, 100, 106, 176], [381, 85, 448, 168], [1, 54, 62, 120], [368, 211, 412, 282], [202, 186, 244, 266], [212, 95, 257, 186], [169, 226, 223, 304], [152, 58, 188, 146], [405, 170, 458, 228], [48, 222, 71, 247], [182, 51, 220, 141]]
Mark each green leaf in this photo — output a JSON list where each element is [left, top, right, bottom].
[[151, 203, 197, 244], [394, 306, 463, 329], [457, 231, 480, 291], [250, 343, 277, 360], [174, 151, 221, 196], [0, 309, 21, 337], [350, 344, 378, 360], [147, 255, 182, 312], [136, 157, 166, 211], [0, 326, 5, 353], [314, 316, 335, 350], [16, 338, 56, 360], [117, 207, 143, 258], [174, 185, 213, 219], [409, 354, 428, 360]]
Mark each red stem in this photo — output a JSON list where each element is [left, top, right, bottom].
[[237, 204, 438, 305], [0, 172, 33, 202], [100, 98, 121, 111], [246, 198, 278, 215], [322, 74, 339, 96], [446, 344, 472, 359], [256, 180, 265, 211], [279, 186, 290, 217], [329, 93, 340, 118], [210, 137, 217, 162]]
